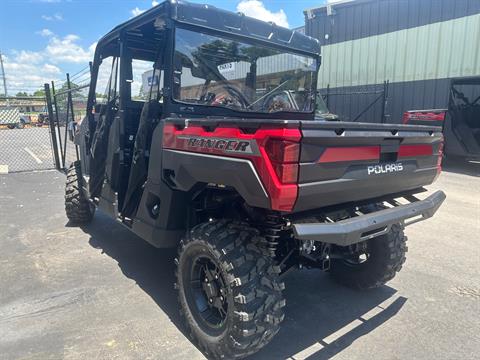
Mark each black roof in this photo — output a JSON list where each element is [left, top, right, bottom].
[[97, 0, 320, 56], [450, 76, 480, 86]]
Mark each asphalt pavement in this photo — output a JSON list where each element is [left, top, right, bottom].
[[0, 162, 479, 359], [0, 127, 56, 173]]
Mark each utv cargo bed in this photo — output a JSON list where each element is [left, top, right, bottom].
[[164, 118, 443, 213]]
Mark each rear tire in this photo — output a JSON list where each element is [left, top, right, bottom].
[[329, 224, 407, 290], [176, 220, 285, 359], [65, 161, 95, 224]]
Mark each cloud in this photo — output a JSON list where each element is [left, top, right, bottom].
[[42, 64, 61, 74], [2, 55, 62, 90], [41, 13, 63, 21], [131, 7, 145, 17], [12, 32, 94, 65], [131, 1, 160, 18], [37, 28, 54, 37], [45, 34, 95, 63], [236, 1, 289, 28], [4, 33, 97, 92], [13, 50, 44, 64]]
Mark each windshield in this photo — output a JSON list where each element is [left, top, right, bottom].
[[173, 28, 318, 114]]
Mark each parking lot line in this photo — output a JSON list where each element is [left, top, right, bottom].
[[23, 147, 43, 164]]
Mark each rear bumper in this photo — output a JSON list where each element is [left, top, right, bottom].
[[292, 190, 446, 246]]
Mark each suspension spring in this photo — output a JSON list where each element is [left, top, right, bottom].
[[262, 214, 285, 257]]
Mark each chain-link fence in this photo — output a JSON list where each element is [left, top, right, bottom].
[[0, 64, 91, 175], [0, 96, 55, 173], [46, 67, 90, 172]]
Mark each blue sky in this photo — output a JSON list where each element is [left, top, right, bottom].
[[0, 0, 328, 94]]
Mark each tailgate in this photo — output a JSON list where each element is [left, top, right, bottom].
[[295, 121, 443, 212]]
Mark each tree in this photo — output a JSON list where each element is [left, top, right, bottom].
[[16, 91, 28, 97], [33, 89, 46, 97]]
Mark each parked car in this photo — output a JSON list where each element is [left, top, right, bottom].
[[0, 108, 30, 129]]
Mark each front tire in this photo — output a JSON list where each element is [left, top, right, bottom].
[[176, 220, 285, 359], [65, 161, 95, 224], [329, 224, 407, 290]]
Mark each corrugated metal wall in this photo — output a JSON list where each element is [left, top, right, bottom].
[[306, 0, 480, 123]]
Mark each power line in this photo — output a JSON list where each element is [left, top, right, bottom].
[[70, 65, 90, 79], [70, 69, 91, 83], [8, 86, 44, 89]]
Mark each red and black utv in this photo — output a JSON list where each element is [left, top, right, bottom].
[[403, 76, 480, 161], [66, 1, 445, 358]]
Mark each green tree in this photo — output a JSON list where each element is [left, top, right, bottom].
[[16, 91, 28, 97], [33, 89, 46, 97]]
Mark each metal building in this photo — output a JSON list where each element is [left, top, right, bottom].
[[304, 0, 480, 123]]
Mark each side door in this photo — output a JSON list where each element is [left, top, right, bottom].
[[89, 56, 120, 198]]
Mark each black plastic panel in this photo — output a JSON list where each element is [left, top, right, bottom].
[[162, 149, 270, 209], [294, 167, 438, 212]]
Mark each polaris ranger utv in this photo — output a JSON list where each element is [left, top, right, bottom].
[[66, 1, 445, 358], [403, 77, 480, 161]]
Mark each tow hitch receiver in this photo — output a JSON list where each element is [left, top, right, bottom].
[[293, 190, 446, 247]]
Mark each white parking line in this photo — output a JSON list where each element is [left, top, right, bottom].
[[24, 147, 43, 164]]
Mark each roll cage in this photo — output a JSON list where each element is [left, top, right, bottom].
[[86, 0, 321, 133]]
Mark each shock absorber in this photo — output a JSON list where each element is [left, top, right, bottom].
[[262, 214, 285, 257]]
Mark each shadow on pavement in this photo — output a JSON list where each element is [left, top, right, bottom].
[[81, 211, 407, 360], [442, 158, 480, 177]]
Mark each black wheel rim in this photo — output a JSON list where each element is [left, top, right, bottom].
[[187, 254, 229, 331], [343, 252, 370, 266], [343, 242, 371, 267]]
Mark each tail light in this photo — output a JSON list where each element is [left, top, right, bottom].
[[265, 139, 300, 184]]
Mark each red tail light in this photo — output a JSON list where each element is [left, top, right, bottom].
[[265, 139, 300, 184], [272, 163, 299, 184]]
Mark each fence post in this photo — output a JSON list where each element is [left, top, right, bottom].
[[66, 73, 80, 161], [326, 83, 330, 109], [381, 80, 389, 123], [51, 80, 64, 163], [44, 83, 61, 170]]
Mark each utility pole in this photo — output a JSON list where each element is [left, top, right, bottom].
[[0, 51, 7, 98]]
